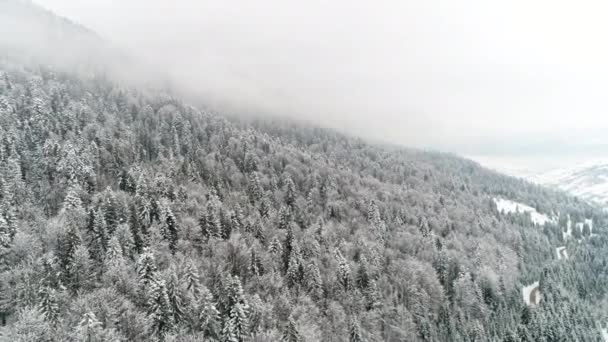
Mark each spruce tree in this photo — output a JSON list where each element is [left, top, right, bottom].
[[269, 236, 283, 255], [102, 187, 120, 234], [71, 244, 95, 291], [199, 287, 221, 338], [305, 262, 324, 301], [286, 242, 304, 288], [249, 248, 263, 277], [76, 311, 103, 342], [166, 272, 185, 325], [281, 316, 302, 342], [148, 279, 173, 338], [136, 248, 158, 287], [249, 171, 263, 203], [57, 225, 81, 286], [38, 286, 59, 324], [259, 198, 270, 218], [0, 215, 12, 248], [219, 276, 249, 342], [89, 209, 109, 263], [229, 301, 249, 342], [184, 262, 200, 293], [356, 254, 371, 290], [104, 235, 124, 268], [335, 249, 352, 292], [349, 316, 364, 342], [159, 201, 179, 253], [284, 176, 296, 208]]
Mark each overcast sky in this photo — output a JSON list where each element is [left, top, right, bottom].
[[31, 0, 608, 154]]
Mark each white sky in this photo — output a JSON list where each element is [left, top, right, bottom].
[[31, 0, 608, 153]]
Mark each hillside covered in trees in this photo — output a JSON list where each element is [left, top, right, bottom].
[[0, 2, 608, 341]]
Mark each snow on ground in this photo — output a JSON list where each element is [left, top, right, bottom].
[[563, 216, 597, 240], [602, 327, 608, 342], [471, 156, 608, 206], [562, 215, 572, 240], [585, 218, 594, 233], [522, 281, 541, 306], [493, 198, 556, 226], [556, 246, 568, 260], [575, 221, 590, 233], [535, 160, 608, 206]]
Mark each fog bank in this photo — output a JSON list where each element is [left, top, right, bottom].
[[29, 0, 608, 153]]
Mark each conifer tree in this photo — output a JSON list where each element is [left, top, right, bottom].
[[349, 316, 364, 342], [75, 311, 103, 342], [184, 262, 200, 294], [363, 279, 381, 310], [305, 262, 324, 301], [284, 176, 296, 208], [148, 279, 173, 338], [0, 215, 12, 248], [0, 205, 16, 241], [71, 244, 95, 291], [57, 224, 81, 286], [199, 208, 211, 242], [229, 301, 249, 342], [259, 198, 270, 218], [166, 272, 185, 326], [269, 236, 283, 255], [63, 186, 85, 215], [114, 223, 136, 260], [104, 235, 125, 268], [335, 249, 352, 292], [199, 287, 221, 338], [89, 209, 109, 263], [159, 200, 179, 253], [356, 254, 371, 290], [218, 276, 249, 342], [102, 187, 120, 234], [202, 201, 222, 239], [286, 242, 304, 288], [136, 185, 153, 227], [249, 248, 263, 277], [283, 225, 295, 271], [221, 317, 237, 342], [137, 248, 158, 287], [249, 171, 263, 203], [281, 316, 302, 342], [230, 209, 243, 233], [38, 286, 59, 324], [278, 206, 290, 230]]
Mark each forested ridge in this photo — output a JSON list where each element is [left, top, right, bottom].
[[0, 5, 608, 341]]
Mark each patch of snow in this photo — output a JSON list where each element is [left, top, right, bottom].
[[556, 246, 568, 260], [563, 215, 573, 240], [585, 218, 594, 233], [602, 327, 608, 342], [522, 281, 541, 306], [470, 157, 608, 205], [563, 217, 595, 240], [493, 198, 556, 226], [535, 160, 608, 206]]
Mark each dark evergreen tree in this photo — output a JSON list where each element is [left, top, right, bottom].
[[281, 316, 302, 342], [349, 316, 364, 342]]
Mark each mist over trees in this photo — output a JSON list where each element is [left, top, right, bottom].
[[0, 1, 607, 341], [0, 55, 606, 341]]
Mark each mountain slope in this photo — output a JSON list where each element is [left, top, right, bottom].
[[0, 2, 607, 341], [0, 0, 159, 87], [535, 160, 608, 206]]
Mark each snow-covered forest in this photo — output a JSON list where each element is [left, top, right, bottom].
[[0, 2, 608, 342]]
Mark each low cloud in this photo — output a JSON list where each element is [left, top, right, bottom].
[[22, 0, 608, 154]]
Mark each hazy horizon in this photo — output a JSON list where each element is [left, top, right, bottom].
[[21, 0, 608, 157]]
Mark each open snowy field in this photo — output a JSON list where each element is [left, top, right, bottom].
[[493, 198, 556, 226]]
